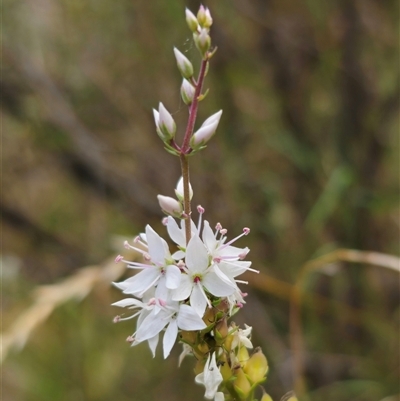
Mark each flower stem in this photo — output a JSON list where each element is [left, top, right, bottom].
[[181, 58, 209, 154], [180, 153, 191, 244], [180, 56, 209, 245]]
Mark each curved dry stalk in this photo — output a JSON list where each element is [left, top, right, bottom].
[[1, 255, 130, 364], [289, 249, 400, 396]]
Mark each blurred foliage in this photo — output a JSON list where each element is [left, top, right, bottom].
[[2, 0, 399, 400]]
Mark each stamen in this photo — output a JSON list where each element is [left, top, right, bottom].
[[220, 231, 249, 250], [113, 315, 121, 323], [197, 205, 205, 234], [115, 255, 124, 263], [162, 217, 168, 226], [220, 228, 227, 236], [235, 280, 248, 285], [126, 335, 134, 343]]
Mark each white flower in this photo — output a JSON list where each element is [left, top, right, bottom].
[[231, 324, 253, 350], [172, 234, 237, 317], [195, 352, 223, 399], [113, 225, 181, 298], [135, 300, 206, 358], [202, 221, 258, 282]]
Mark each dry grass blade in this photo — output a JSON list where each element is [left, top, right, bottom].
[[289, 249, 400, 396], [1, 256, 128, 364]]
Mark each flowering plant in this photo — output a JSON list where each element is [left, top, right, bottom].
[[112, 6, 289, 401]]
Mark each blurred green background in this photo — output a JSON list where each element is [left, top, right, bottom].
[[2, 0, 399, 400]]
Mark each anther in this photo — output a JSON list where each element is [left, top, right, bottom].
[[115, 255, 124, 263]]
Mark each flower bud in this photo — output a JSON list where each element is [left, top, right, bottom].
[[215, 318, 229, 342], [194, 28, 211, 57], [185, 8, 199, 32], [173, 48, 194, 79], [180, 79, 195, 105], [155, 102, 176, 140], [219, 353, 233, 382], [190, 110, 222, 148], [197, 5, 212, 28], [243, 348, 269, 384], [175, 176, 193, 201], [203, 8, 213, 28], [157, 195, 182, 217], [233, 367, 251, 399], [261, 392, 274, 401], [238, 345, 250, 367]]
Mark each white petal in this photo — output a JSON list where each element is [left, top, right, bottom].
[[145, 225, 166, 263], [122, 268, 160, 296], [111, 298, 143, 308], [165, 265, 182, 289], [163, 320, 178, 359], [167, 216, 186, 246], [172, 274, 192, 301], [190, 283, 208, 317], [177, 304, 207, 331], [186, 234, 209, 273], [203, 353, 223, 399], [218, 260, 252, 278], [172, 250, 185, 260], [135, 311, 169, 342], [147, 334, 159, 357], [202, 271, 235, 297], [112, 276, 136, 291], [202, 220, 217, 252], [154, 276, 169, 301]]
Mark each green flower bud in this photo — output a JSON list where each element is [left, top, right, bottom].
[[173, 47, 194, 79], [185, 8, 199, 32], [233, 367, 251, 399], [180, 79, 195, 105], [243, 348, 269, 384], [194, 28, 211, 58]]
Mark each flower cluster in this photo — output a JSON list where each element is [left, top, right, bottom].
[[113, 184, 256, 360], [112, 5, 277, 401]]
